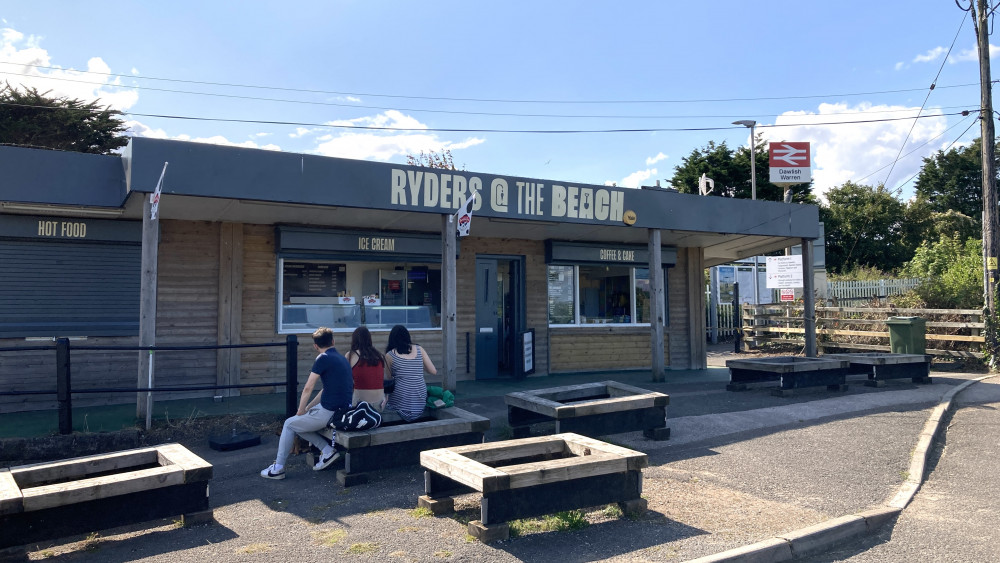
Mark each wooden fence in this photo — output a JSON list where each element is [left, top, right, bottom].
[[827, 278, 922, 303], [740, 304, 984, 358]]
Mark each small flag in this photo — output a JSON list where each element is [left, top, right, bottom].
[[456, 191, 478, 237], [149, 162, 168, 220]]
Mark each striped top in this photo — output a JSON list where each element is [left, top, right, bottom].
[[385, 347, 428, 422]]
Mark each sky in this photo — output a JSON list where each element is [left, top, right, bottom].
[[0, 1, 992, 203]]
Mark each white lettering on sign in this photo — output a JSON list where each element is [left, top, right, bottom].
[[390, 169, 626, 224], [37, 220, 86, 238], [358, 237, 396, 251], [599, 249, 635, 261]]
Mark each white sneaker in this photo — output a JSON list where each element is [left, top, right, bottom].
[[313, 450, 340, 471], [260, 463, 285, 480]]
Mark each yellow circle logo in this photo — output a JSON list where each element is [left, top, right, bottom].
[[623, 210, 637, 226]]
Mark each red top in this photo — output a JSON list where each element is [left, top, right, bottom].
[[352, 360, 384, 390]]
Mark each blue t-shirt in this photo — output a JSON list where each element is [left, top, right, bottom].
[[312, 348, 353, 410]]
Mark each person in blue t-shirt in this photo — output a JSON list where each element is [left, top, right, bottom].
[[261, 326, 353, 479]]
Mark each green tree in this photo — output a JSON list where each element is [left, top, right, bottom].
[[821, 182, 910, 274], [902, 235, 982, 309], [912, 137, 999, 238], [406, 149, 460, 170], [669, 135, 813, 203], [0, 83, 128, 154]]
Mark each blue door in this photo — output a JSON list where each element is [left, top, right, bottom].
[[475, 256, 523, 379]]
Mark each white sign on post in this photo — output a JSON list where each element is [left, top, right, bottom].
[[769, 142, 811, 184], [766, 255, 804, 288]]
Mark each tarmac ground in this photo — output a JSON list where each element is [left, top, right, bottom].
[[0, 346, 994, 562]]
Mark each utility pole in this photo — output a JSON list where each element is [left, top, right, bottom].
[[971, 0, 999, 367]]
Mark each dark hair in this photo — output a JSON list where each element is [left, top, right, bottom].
[[350, 326, 384, 367], [312, 326, 334, 348], [385, 324, 412, 355]]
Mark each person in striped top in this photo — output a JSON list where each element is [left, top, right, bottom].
[[384, 324, 436, 422]]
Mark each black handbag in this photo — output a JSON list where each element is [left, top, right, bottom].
[[383, 379, 396, 394]]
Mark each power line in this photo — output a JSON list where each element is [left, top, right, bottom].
[[882, 12, 968, 188], [116, 109, 974, 135], [0, 69, 982, 122], [855, 111, 978, 184], [0, 60, 987, 106]]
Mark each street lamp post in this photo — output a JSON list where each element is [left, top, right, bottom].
[[733, 120, 758, 304]]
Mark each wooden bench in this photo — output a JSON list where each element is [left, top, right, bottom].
[[505, 380, 670, 440], [0, 443, 212, 549], [317, 407, 490, 487], [418, 433, 648, 542], [726, 356, 853, 396], [824, 352, 933, 386]]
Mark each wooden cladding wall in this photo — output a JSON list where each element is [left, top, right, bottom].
[[0, 336, 140, 413], [153, 220, 220, 399], [456, 238, 549, 380], [549, 327, 668, 372], [667, 248, 692, 368]]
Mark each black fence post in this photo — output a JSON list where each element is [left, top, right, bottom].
[[56, 338, 72, 435], [733, 283, 742, 354], [285, 334, 298, 419]]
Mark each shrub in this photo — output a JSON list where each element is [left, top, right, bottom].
[[902, 236, 982, 309]]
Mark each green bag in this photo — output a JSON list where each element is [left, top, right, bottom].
[[426, 385, 455, 409]]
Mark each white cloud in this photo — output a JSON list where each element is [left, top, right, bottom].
[[765, 102, 948, 202], [645, 152, 668, 166], [311, 110, 484, 161], [126, 119, 281, 151], [913, 46, 947, 63], [0, 26, 138, 110], [617, 168, 657, 189]]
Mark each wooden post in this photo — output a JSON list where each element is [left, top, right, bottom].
[[802, 238, 817, 357], [442, 214, 457, 391], [216, 223, 243, 398], [137, 195, 159, 420], [686, 248, 707, 369], [285, 335, 298, 419], [56, 338, 71, 435], [648, 229, 665, 381]]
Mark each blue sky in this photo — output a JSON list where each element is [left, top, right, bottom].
[[0, 1, 990, 202]]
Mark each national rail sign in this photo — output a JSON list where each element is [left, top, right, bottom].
[[769, 142, 811, 184]]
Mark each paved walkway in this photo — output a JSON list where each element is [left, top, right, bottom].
[[1, 353, 993, 561]]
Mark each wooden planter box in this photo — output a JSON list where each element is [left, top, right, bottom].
[[824, 352, 933, 386], [0, 444, 213, 549], [505, 380, 670, 440], [318, 407, 490, 487], [726, 356, 852, 395], [419, 433, 648, 542]]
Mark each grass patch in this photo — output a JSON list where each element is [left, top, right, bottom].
[[312, 528, 347, 546], [397, 526, 421, 532], [346, 542, 379, 554], [410, 506, 433, 519], [237, 543, 271, 554], [434, 550, 453, 557], [82, 532, 101, 552], [602, 504, 623, 519], [900, 470, 910, 481], [495, 425, 515, 440], [508, 510, 588, 537]]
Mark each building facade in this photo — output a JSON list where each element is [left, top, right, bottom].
[[0, 139, 820, 413]]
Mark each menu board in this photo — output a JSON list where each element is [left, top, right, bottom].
[[283, 262, 347, 297]]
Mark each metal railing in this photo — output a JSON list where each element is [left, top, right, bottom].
[[0, 335, 300, 434]]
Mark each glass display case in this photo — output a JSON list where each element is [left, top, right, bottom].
[[364, 305, 433, 329]]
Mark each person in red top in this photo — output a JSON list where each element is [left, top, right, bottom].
[[345, 326, 386, 410]]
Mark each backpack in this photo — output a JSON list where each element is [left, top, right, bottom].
[[329, 401, 382, 431]]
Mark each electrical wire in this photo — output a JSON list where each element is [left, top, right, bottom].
[[882, 12, 968, 189], [0, 60, 986, 106], [0, 69, 982, 121]]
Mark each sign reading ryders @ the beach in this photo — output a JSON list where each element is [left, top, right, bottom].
[[768, 142, 811, 184], [390, 169, 625, 223]]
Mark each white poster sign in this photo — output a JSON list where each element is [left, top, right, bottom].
[[766, 255, 804, 288]]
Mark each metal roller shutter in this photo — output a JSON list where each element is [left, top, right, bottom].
[[0, 239, 141, 337]]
